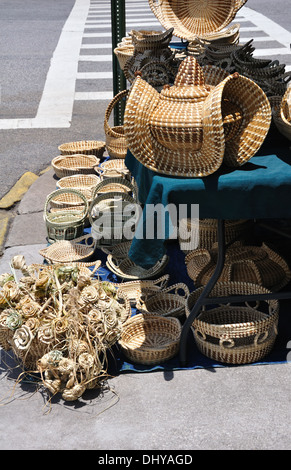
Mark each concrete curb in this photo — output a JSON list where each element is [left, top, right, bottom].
[[0, 172, 38, 210]]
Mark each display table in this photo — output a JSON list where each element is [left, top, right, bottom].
[[125, 126, 291, 365]]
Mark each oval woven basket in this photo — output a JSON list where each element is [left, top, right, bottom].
[[39, 235, 96, 264], [136, 283, 190, 318], [149, 0, 247, 41], [52, 154, 100, 178], [44, 189, 89, 243], [118, 313, 181, 365], [56, 174, 100, 202], [104, 90, 129, 159], [106, 254, 169, 280], [58, 140, 106, 157], [92, 177, 137, 200], [185, 241, 291, 291], [185, 281, 279, 364]]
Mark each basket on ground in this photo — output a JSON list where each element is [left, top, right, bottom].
[[186, 281, 279, 364], [136, 283, 189, 318], [58, 140, 106, 157], [44, 189, 89, 243], [52, 154, 100, 178], [118, 313, 181, 365]]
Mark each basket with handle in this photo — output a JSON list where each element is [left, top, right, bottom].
[[39, 234, 96, 264], [136, 282, 190, 318], [44, 189, 89, 243], [89, 191, 140, 247], [92, 177, 138, 201], [104, 90, 129, 159], [96, 158, 131, 180], [118, 313, 181, 365], [114, 274, 170, 305], [149, 0, 247, 41], [185, 281, 279, 364]]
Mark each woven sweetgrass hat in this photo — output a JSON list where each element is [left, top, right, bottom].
[[124, 56, 271, 177]]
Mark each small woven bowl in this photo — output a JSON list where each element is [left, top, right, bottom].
[[56, 174, 100, 202], [119, 314, 181, 365], [58, 140, 106, 157], [136, 283, 189, 318]]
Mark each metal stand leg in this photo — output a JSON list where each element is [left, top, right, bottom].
[[179, 219, 226, 366]]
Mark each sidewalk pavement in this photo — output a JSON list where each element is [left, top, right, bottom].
[[0, 168, 290, 451]]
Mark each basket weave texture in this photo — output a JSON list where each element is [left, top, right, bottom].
[[39, 235, 96, 264], [52, 154, 100, 178], [104, 90, 129, 159], [56, 174, 100, 202], [136, 283, 189, 318], [185, 241, 291, 291], [270, 90, 291, 141], [119, 314, 181, 365], [186, 281, 279, 364], [149, 0, 247, 41], [58, 140, 106, 157]]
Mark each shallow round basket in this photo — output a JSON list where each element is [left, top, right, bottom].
[[186, 281, 279, 364], [39, 235, 96, 264], [118, 314, 181, 365], [56, 174, 100, 202], [136, 283, 189, 318], [106, 254, 169, 280], [52, 154, 100, 178], [58, 140, 106, 157], [149, 0, 247, 41]]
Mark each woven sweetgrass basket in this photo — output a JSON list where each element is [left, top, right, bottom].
[[92, 177, 137, 200], [114, 44, 134, 70], [52, 154, 100, 178], [185, 281, 279, 364], [56, 174, 100, 203], [114, 274, 170, 305], [58, 140, 106, 158], [185, 241, 291, 291], [104, 90, 129, 159], [106, 254, 169, 281], [39, 234, 96, 264], [136, 282, 189, 318], [149, 0, 247, 41], [44, 189, 89, 243], [178, 218, 251, 253], [96, 158, 131, 179], [118, 313, 181, 365], [270, 92, 291, 141]]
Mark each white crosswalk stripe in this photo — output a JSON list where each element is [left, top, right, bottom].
[[0, 0, 290, 129]]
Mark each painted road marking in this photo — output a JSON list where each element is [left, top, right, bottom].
[[0, 2, 290, 129]]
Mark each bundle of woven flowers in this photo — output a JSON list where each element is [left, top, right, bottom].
[[0, 256, 130, 401]]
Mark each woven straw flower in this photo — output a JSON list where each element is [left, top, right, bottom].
[[12, 325, 33, 351], [37, 324, 55, 344], [17, 295, 40, 318], [10, 255, 26, 270], [5, 310, 23, 330]]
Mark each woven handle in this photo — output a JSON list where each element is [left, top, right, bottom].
[[44, 188, 89, 217], [160, 282, 190, 298], [104, 89, 129, 139], [92, 176, 138, 200]]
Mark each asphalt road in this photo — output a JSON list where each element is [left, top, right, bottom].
[[0, 0, 290, 199]]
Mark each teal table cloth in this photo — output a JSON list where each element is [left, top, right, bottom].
[[125, 127, 291, 268]]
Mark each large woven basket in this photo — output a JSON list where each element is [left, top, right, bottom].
[[104, 90, 129, 159], [52, 154, 100, 178], [118, 313, 181, 365], [39, 234, 96, 264], [136, 283, 189, 318], [149, 0, 247, 41], [185, 241, 291, 291], [44, 189, 89, 243], [185, 281, 279, 364], [58, 140, 106, 157]]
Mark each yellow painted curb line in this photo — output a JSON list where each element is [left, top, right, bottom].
[[0, 172, 38, 209], [0, 215, 11, 250]]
